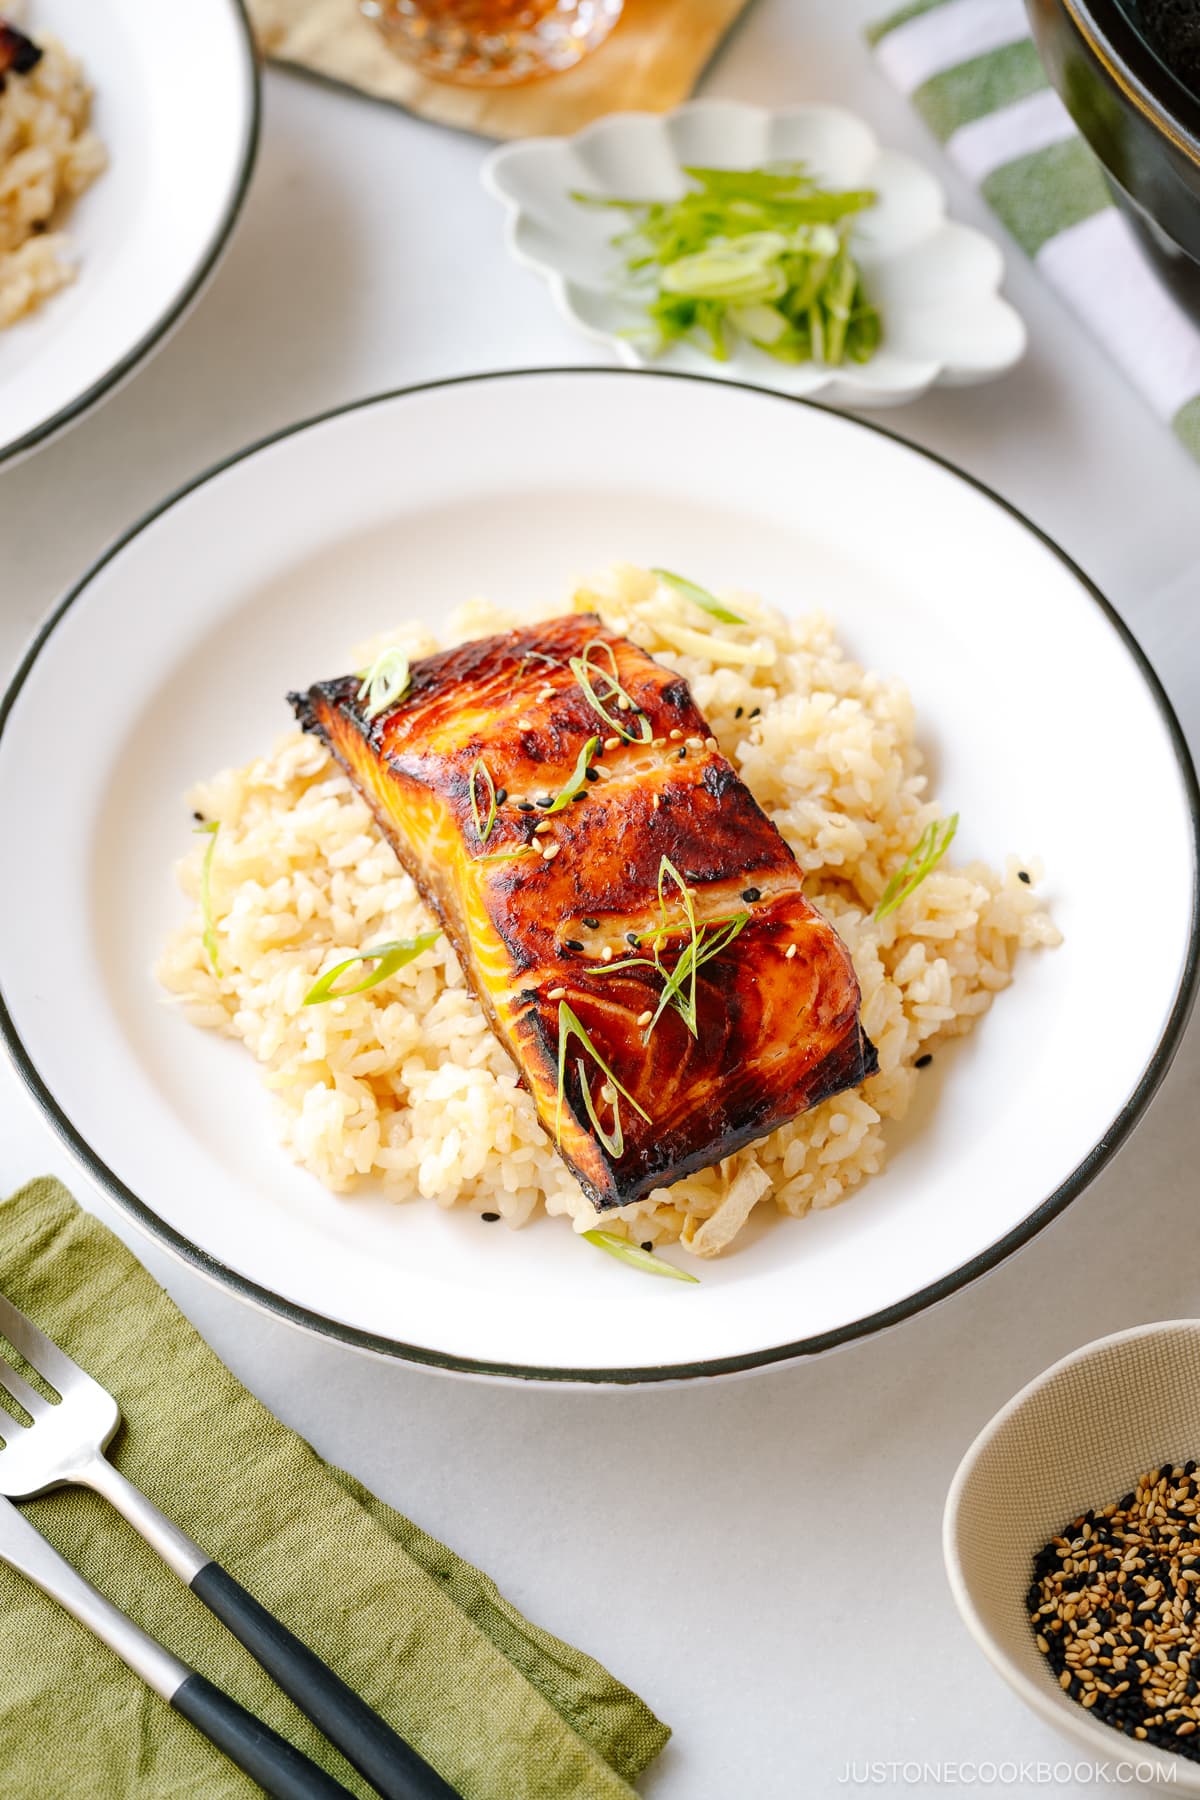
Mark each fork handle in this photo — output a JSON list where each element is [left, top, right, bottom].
[[172, 1673, 356, 1800], [0, 1497, 353, 1800], [192, 1561, 460, 1800]]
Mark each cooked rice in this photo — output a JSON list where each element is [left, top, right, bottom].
[[0, 9, 104, 329], [156, 565, 1060, 1259]]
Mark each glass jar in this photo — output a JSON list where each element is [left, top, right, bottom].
[[362, 0, 625, 87]]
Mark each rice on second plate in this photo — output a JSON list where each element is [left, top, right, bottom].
[[0, 11, 105, 329], [156, 565, 1060, 1259]]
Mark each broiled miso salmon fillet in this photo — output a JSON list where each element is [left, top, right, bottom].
[[291, 614, 877, 1211]]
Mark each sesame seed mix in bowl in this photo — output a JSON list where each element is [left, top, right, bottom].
[[155, 563, 1060, 1264], [1030, 1462, 1200, 1760]]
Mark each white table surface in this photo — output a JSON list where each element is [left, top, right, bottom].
[[3, 3, 1200, 1794]]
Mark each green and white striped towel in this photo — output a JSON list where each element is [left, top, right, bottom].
[[869, 0, 1200, 462]]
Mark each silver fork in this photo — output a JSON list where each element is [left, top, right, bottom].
[[0, 1287, 458, 1800]]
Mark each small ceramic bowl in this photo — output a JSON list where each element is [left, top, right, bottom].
[[482, 98, 1026, 408], [945, 1321, 1200, 1792]]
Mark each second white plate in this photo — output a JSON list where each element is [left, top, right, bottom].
[[0, 370, 1194, 1382], [0, 0, 259, 466]]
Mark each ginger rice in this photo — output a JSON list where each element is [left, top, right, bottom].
[[156, 565, 1060, 1260], [0, 9, 104, 329]]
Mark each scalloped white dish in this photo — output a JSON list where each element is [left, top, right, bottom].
[[483, 100, 1026, 407]]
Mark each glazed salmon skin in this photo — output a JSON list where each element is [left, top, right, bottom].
[[291, 614, 877, 1211]]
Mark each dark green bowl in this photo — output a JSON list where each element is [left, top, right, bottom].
[[1026, 0, 1200, 316]]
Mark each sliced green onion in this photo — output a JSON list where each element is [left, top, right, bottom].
[[303, 931, 440, 1004], [576, 1057, 624, 1157], [195, 820, 221, 977], [476, 846, 538, 865], [568, 640, 653, 745], [555, 1000, 651, 1149], [545, 736, 600, 813], [356, 646, 411, 722], [591, 871, 750, 1043], [875, 814, 959, 922], [572, 162, 880, 369], [469, 757, 497, 843], [659, 239, 789, 305], [650, 567, 746, 626], [649, 857, 700, 1035], [582, 1228, 699, 1284]]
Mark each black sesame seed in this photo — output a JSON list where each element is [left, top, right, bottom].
[[564, 939, 584, 953], [583, 917, 600, 930], [481, 1211, 500, 1223], [1018, 869, 1031, 884], [537, 796, 554, 809], [494, 788, 508, 804], [573, 791, 588, 802], [735, 706, 744, 719], [741, 886, 761, 903], [517, 800, 535, 813], [677, 746, 687, 760], [625, 932, 640, 947], [192, 809, 205, 822], [915, 1053, 933, 1069], [585, 767, 600, 782], [749, 706, 761, 719], [640, 1242, 654, 1253]]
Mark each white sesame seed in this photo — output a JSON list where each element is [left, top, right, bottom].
[[617, 696, 631, 711], [705, 736, 719, 752], [669, 728, 683, 741], [548, 986, 566, 1000], [652, 737, 666, 748], [604, 735, 620, 751], [687, 735, 704, 750], [637, 1009, 653, 1027], [534, 821, 551, 834], [785, 944, 797, 960], [517, 717, 534, 730], [601, 945, 613, 962], [543, 843, 561, 861], [652, 795, 660, 811]]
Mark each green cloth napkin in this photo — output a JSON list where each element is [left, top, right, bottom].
[[868, 0, 1200, 463], [0, 1178, 669, 1798]]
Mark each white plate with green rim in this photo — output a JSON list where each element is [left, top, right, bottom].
[[0, 369, 1195, 1384]]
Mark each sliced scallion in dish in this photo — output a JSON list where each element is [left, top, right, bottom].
[[651, 567, 746, 626], [568, 640, 653, 744], [303, 932, 440, 1004], [469, 757, 497, 843], [195, 820, 221, 977], [573, 163, 880, 368], [555, 999, 651, 1152], [875, 814, 959, 921], [357, 646, 411, 722], [545, 736, 600, 813], [582, 1229, 699, 1284]]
